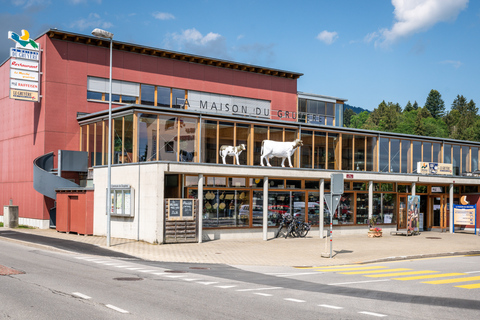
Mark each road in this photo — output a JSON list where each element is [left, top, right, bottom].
[[0, 238, 479, 319]]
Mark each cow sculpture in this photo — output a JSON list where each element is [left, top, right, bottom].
[[260, 139, 303, 168], [219, 144, 246, 165]]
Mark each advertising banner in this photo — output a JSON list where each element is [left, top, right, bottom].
[[407, 195, 420, 234], [9, 89, 39, 102], [10, 48, 39, 61], [10, 79, 39, 92], [10, 58, 39, 72], [417, 162, 453, 175], [10, 69, 38, 81]]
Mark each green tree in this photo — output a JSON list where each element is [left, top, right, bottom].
[[412, 101, 419, 110], [404, 101, 413, 112], [424, 89, 445, 119], [343, 108, 356, 127], [349, 111, 370, 129], [447, 95, 479, 140], [395, 109, 417, 134]]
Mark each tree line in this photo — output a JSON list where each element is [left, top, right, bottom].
[[344, 90, 479, 142]]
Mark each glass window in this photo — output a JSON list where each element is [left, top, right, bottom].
[[354, 136, 365, 171], [285, 129, 298, 167], [372, 193, 396, 225], [249, 178, 264, 188], [185, 176, 199, 187], [423, 142, 432, 162], [113, 117, 123, 164], [229, 178, 246, 187], [412, 141, 422, 172], [159, 116, 177, 161], [269, 179, 285, 188], [317, 101, 326, 115], [353, 182, 367, 191], [379, 138, 389, 172], [453, 145, 460, 175], [206, 177, 226, 187], [87, 91, 103, 100], [401, 140, 410, 173], [200, 189, 250, 228], [157, 86, 170, 107], [138, 114, 158, 162], [326, 117, 334, 126], [179, 117, 196, 162], [307, 100, 317, 114], [140, 84, 155, 106], [301, 130, 313, 168], [472, 147, 478, 172], [254, 126, 268, 166], [286, 180, 302, 189], [314, 131, 327, 169], [95, 122, 102, 166], [462, 146, 469, 173], [172, 88, 185, 108], [123, 115, 134, 163], [390, 139, 400, 173], [121, 95, 137, 104], [218, 122, 235, 164], [336, 193, 354, 225], [298, 98, 306, 113], [342, 134, 353, 170], [327, 133, 338, 170], [356, 193, 369, 224], [252, 191, 264, 226], [81, 125, 87, 153], [326, 103, 335, 116], [236, 124, 250, 166], [366, 136, 376, 171], [432, 143, 441, 163], [444, 144, 452, 164], [269, 127, 284, 167], [305, 180, 319, 189], [106, 93, 121, 103], [104, 119, 110, 165], [202, 120, 217, 163]]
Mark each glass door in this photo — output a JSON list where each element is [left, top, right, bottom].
[[431, 195, 447, 231], [398, 195, 407, 230]]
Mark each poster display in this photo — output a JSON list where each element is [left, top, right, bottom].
[[407, 195, 420, 234], [453, 204, 477, 234]]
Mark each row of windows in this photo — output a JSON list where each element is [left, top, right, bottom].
[[80, 111, 480, 176]]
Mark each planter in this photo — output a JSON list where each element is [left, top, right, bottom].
[[368, 230, 382, 238]]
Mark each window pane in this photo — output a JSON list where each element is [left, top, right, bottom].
[[269, 127, 284, 167], [314, 132, 326, 169], [472, 147, 478, 172], [179, 117, 196, 162], [356, 193, 369, 224], [307, 100, 317, 114], [317, 101, 325, 115], [95, 122, 102, 166], [285, 129, 298, 167], [201, 120, 217, 163], [157, 86, 170, 107], [301, 130, 313, 168], [423, 142, 431, 162], [113, 117, 123, 164], [390, 139, 400, 173], [444, 144, 452, 164], [138, 113, 157, 162], [123, 115, 134, 163], [218, 122, 235, 164], [159, 116, 177, 161], [342, 134, 353, 170], [366, 136, 376, 171], [87, 91, 102, 100], [236, 124, 250, 165], [432, 143, 441, 163], [254, 126, 268, 166], [379, 138, 389, 172], [327, 133, 338, 169], [122, 95, 136, 104], [172, 88, 185, 108], [354, 136, 365, 171], [141, 84, 155, 106], [326, 102, 334, 116], [453, 145, 460, 175], [462, 146, 469, 173], [401, 140, 410, 173], [412, 141, 422, 171]]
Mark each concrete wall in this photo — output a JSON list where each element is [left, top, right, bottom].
[[93, 163, 166, 244]]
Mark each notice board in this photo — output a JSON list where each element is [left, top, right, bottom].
[[165, 199, 196, 221]]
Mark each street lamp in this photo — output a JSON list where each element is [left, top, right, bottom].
[[92, 28, 114, 247]]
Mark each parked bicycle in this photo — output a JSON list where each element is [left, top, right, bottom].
[[274, 214, 311, 238]]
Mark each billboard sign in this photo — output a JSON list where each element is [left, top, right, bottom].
[[10, 48, 39, 61], [10, 58, 39, 72], [9, 89, 39, 101], [10, 69, 39, 81], [417, 162, 453, 175], [8, 30, 39, 51], [10, 79, 39, 92]]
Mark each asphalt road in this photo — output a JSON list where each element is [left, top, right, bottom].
[[1, 236, 479, 319]]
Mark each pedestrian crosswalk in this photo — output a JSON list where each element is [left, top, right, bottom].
[[297, 264, 480, 290]]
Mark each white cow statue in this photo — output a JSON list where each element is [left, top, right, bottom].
[[219, 144, 246, 165], [260, 139, 303, 168]]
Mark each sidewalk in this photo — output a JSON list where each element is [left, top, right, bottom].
[[2, 227, 479, 266]]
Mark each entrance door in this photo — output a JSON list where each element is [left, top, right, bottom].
[[430, 195, 448, 231], [398, 195, 407, 230]]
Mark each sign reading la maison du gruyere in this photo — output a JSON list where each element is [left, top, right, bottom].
[[417, 162, 453, 175], [8, 29, 41, 102]]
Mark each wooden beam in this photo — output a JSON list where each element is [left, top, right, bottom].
[[86, 38, 91, 44]]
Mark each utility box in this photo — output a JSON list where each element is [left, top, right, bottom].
[[3, 206, 19, 228]]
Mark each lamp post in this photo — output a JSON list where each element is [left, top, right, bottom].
[[91, 28, 114, 247]]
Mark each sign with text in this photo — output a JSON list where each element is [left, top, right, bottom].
[[453, 204, 476, 226], [10, 69, 38, 81], [417, 162, 453, 175], [10, 79, 39, 92], [10, 48, 39, 61], [10, 58, 39, 72], [165, 198, 196, 221], [9, 89, 39, 101], [187, 91, 271, 119]]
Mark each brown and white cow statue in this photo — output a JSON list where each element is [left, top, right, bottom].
[[219, 144, 246, 165], [260, 139, 303, 168]]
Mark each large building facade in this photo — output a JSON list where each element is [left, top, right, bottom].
[[1, 29, 479, 243]]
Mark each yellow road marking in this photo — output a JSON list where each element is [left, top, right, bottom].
[[314, 266, 388, 272], [340, 268, 412, 275], [393, 273, 467, 281], [302, 264, 365, 269], [424, 276, 480, 284], [366, 271, 438, 278], [456, 283, 480, 289]]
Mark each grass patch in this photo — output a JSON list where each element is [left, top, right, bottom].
[[0, 222, 3, 227], [17, 225, 34, 229]]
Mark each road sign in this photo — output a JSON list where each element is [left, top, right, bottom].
[[324, 193, 341, 215]]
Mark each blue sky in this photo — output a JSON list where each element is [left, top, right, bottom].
[[1, 0, 479, 111]]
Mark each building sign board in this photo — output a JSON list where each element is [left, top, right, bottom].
[[10, 69, 38, 81], [417, 162, 453, 175], [187, 91, 271, 119], [10, 79, 39, 92], [10, 58, 39, 72], [9, 89, 39, 101], [453, 204, 476, 226], [10, 48, 39, 61], [8, 30, 39, 51]]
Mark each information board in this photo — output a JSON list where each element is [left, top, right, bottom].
[[166, 199, 196, 220], [169, 200, 181, 218], [453, 204, 477, 235], [183, 200, 193, 218]]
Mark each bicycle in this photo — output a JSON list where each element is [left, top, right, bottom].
[[286, 217, 311, 238], [274, 214, 292, 238]]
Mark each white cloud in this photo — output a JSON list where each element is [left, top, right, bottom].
[[69, 13, 112, 31], [153, 12, 175, 20], [316, 30, 338, 45], [376, 0, 468, 47], [164, 28, 229, 59], [440, 60, 462, 69]]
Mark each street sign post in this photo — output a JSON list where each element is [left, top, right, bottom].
[[322, 173, 344, 258]]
